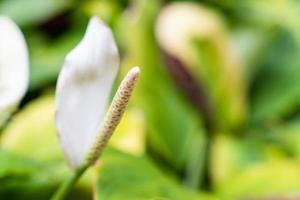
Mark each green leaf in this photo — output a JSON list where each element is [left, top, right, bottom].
[[211, 133, 300, 199], [0, 148, 66, 200], [0, 0, 72, 27], [193, 38, 247, 130], [210, 133, 266, 189], [0, 148, 93, 200], [250, 30, 300, 124], [0, 95, 94, 199], [218, 159, 300, 199], [1, 95, 63, 162], [28, 30, 83, 90], [96, 149, 215, 200], [118, 0, 205, 172], [211, 118, 300, 198], [260, 117, 300, 164]]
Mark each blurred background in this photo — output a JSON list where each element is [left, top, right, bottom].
[[1, 0, 300, 199]]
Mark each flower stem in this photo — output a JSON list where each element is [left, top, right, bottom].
[[50, 164, 89, 200]]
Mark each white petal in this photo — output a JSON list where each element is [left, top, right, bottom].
[[0, 16, 29, 126], [55, 16, 119, 168]]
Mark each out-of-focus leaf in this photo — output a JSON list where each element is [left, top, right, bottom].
[[211, 132, 300, 198], [231, 27, 278, 81], [28, 30, 82, 90], [1, 95, 63, 162], [210, 133, 266, 189], [250, 30, 300, 124], [243, 0, 300, 39], [96, 148, 216, 200], [194, 38, 247, 130], [261, 117, 300, 164], [208, 0, 299, 32], [211, 121, 300, 199], [0, 148, 92, 200], [0, 95, 94, 199], [110, 108, 146, 156], [83, 0, 122, 26], [118, 0, 205, 172], [0, 148, 66, 200], [218, 159, 300, 199], [0, 0, 72, 27]]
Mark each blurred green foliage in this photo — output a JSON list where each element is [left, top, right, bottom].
[[1, 0, 300, 199]]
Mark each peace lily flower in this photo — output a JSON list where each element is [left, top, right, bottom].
[[55, 16, 140, 169], [0, 16, 29, 127], [53, 16, 140, 200]]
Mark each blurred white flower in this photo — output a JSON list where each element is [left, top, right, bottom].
[[0, 16, 29, 127], [55, 16, 120, 168]]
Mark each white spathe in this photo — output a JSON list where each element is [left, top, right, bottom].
[[0, 16, 29, 126], [55, 16, 119, 168]]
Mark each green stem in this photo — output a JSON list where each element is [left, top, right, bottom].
[[50, 164, 89, 200]]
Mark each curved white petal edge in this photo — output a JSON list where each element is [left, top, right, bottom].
[[55, 16, 119, 168], [0, 16, 29, 127]]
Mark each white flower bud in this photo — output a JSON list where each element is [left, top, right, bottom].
[[55, 16, 119, 168]]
